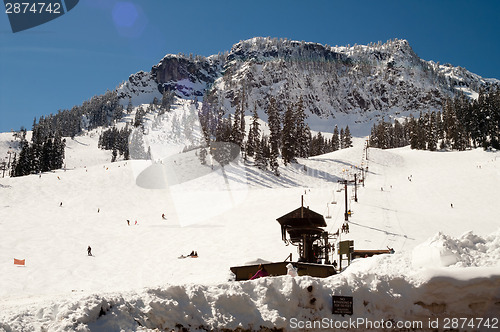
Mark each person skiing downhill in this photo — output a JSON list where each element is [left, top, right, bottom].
[[87, 246, 92, 256]]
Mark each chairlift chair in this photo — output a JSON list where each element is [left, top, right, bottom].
[[331, 189, 337, 204]]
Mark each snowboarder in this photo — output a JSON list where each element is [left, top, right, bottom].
[[87, 246, 92, 256]]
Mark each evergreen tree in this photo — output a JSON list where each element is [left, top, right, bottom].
[[111, 149, 118, 162], [265, 97, 281, 176], [343, 125, 353, 148], [427, 112, 438, 151], [161, 90, 175, 111], [295, 97, 309, 158], [332, 125, 340, 151], [255, 136, 269, 170], [281, 102, 296, 164], [231, 102, 244, 148], [134, 106, 145, 128], [246, 106, 261, 158]]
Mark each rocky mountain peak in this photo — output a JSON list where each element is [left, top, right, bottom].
[[118, 37, 499, 134]]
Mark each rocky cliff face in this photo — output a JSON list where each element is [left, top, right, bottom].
[[118, 37, 498, 133]]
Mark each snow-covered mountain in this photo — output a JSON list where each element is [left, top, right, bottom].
[[1, 37, 500, 331], [1, 127, 500, 330], [118, 37, 499, 135]]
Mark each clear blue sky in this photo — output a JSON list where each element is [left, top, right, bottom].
[[1, 0, 499, 133]]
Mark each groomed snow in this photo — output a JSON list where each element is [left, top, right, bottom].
[[1, 123, 500, 330]]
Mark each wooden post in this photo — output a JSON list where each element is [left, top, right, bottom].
[[344, 181, 348, 221], [354, 173, 358, 202]]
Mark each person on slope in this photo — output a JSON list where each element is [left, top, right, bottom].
[[250, 264, 269, 280], [87, 246, 92, 256]]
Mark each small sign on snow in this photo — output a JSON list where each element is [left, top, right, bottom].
[[332, 295, 353, 315]]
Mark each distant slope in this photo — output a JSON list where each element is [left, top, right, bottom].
[[1, 129, 499, 330]]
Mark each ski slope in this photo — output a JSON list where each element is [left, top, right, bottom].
[[1, 128, 500, 330]]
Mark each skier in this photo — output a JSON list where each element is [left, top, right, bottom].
[[127, 220, 130, 226], [59, 202, 63, 207], [162, 213, 166, 220], [87, 246, 92, 256], [450, 203, 453, 208]]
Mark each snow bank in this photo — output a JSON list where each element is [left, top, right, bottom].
[[2, 266, 499, 332], [412, 230, 500, 269]]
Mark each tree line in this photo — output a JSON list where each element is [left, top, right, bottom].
[[369, 88, 500, 151], [10, 128, 66, 177], [198, 94, 352, 176]]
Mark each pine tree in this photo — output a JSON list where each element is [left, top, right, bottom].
[[295, 97, 309, 158], [332, 125, 340, 151], [265, 97, 281, 176], [409, 115, 419, 149], [161, 90, 174, 111], [255, 136, 270, 170], [428, 112, 438, 151], [343, 126, 353, 148], [231, 103, 244, 148], [246, 106, 261, 158], [134, 106, 145, 128], [281, 102, 296, 164]]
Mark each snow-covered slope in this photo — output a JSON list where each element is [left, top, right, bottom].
[[1, 124, 499, 330]]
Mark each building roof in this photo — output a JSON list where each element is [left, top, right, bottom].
[[276, 206, 327, 228]]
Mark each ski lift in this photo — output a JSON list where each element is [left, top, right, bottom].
[[325, 203, 332, 219], [331, 189, 337, 204]]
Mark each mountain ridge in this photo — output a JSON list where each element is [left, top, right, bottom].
[[118, 37, 499, 135]]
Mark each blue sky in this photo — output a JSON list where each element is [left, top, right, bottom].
[[1, 0, 499, 133]]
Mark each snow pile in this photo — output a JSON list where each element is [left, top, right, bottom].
[[412, 231, 500, 269], [2, 255, 499, 332]]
